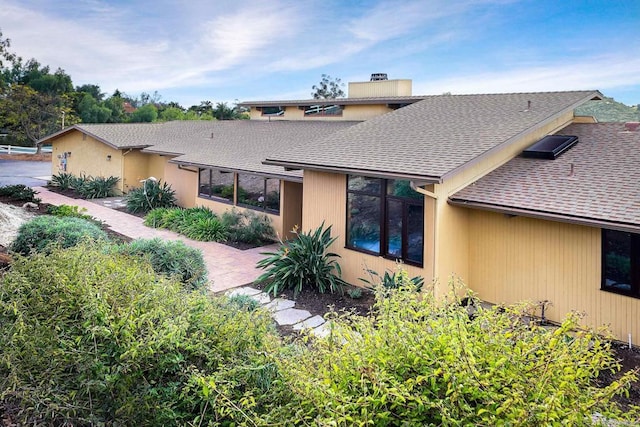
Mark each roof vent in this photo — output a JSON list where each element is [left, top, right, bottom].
[[370, 73, 388, 81], [522, 135, 579, 160]]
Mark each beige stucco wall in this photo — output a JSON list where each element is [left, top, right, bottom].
[[50, 131, 126, 193], [301, 170, 431, 287], [343, 104, 392, 121], [121, 149, 150, 193], [249, 104, 392, 121], [467, 209, 640, 345], [348, 79, 412, 98], [163, 162, 197, 208]]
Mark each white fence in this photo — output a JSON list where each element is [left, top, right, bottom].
[[0, 145, 53, 154]]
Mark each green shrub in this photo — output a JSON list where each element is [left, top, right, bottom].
[[69, 172, 89, 192], [126, 180, 177, 213], [177, 207, 218, 234], [222, 208, 275, 245], [143, 207, 169, 228], [49, 172, 74, 190], [183, 217, 227, 241], [360, 265, 424, 292], [0, 244, 280, 426], [256, 222, 346, 297], [10, 216, 108, 255], [159, 207, 188, 229], [0, 184, 40, 202], [116, 238, 207, 290], [225, 294, 261, 312], [76, 175, 120, 199], [273, 280, 639, 425], [46, 204, 98, 223]]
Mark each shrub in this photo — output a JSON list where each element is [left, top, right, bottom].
[[0, 184, 40, 203], [143, 207, 170, 228], [69, 172, 89, 192], [225, 294, 261, 312], [10, 216, 108, 255], [273, 280, 639, 425], [126, 180, 177, 213], [256, 223, 346, 297], [0, 244, 280, 426], [46, 204, 98, 224], [222, 208, 275, 245], [116, 238, 207, 290], [76, 175, 120, 199], [360, 265, 424, 292], [177, 207, 218, 235], [49, 172, 74, 190], [183, 217, 227, 241]]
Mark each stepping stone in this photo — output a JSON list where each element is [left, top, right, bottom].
[[292, 315, 325, 331], [310, 322, 332, 338], [226, 287, 262, 297], [273, 308, 312, 326], [264, 298, 295, 312]]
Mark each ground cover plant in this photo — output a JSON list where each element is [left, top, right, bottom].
[[46, 203, 99, 223], [272, 279, 639, 425], [10, 215, 108, 255], [0, 244, 281, 426], [50, 172, 120, 199], [126, 179, 177, 213], [0, 184, 40, 203], [115, 238, 207, 290], [256, 223, 346, 297]]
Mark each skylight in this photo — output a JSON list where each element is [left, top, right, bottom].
[[522, 135, 579, 160]]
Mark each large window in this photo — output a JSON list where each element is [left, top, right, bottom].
[[238, 173, 280, 214], [304, 104, 343, 117], [346, 176, 424, 266], [602, 229, 640, 298], [198, 168, 280, 214]]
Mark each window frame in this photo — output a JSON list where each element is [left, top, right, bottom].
[[237, 173, 281, 214], [601, 229, 640, 298], [198, 168, 234, 205], [345, 175, 424, 267]]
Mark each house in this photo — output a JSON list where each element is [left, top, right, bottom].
[[39, 76, 639, 344]]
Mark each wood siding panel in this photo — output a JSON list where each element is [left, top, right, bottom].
[[468, 210, 640, 345]]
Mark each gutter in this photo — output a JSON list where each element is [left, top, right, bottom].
[[448, 198, 640, 234]]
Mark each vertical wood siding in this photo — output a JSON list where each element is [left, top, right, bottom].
[[468, 210, 640, 345]]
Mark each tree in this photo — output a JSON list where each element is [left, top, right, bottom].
[[213, 102, 237, 120], [77, 93, 112, 123], [159, 106, 185, 121], [311, 74, 345, 99], [76, 84, 104, 101], [129, 103, 158, 122]]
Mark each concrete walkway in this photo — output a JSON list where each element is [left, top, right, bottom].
[[34, 187, 278, 293]]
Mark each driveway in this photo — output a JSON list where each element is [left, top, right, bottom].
[[0, 160, 52, 187]]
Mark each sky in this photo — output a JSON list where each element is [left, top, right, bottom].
[[1, 0, 639, 108]]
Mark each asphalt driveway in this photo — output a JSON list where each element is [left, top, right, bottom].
[[0, 160, 52, 187]]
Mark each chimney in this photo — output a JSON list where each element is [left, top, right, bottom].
[[370, 73, 388, 81]]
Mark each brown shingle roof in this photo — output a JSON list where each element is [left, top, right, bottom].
[[450, 122, 640, 230], [169, 121, 360, 180], [264, 91, 601, 181]]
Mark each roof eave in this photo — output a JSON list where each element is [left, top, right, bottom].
[[448, 198, 640, 233], [263, 159, 443, 183], [171, 159, 303, 182]]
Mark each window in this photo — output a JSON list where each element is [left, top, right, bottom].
[[304, 104, 343, 116], [602, 229, 640, 298], [346, 176, 424, 266], [237, 174, 280, 214], [198, 168, 234, 203], [198, 168, 281, 214], [261, 106, 284, 116]]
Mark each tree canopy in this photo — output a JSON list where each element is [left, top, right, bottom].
[[311, 74, 345, 99]]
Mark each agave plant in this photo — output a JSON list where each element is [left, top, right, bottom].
[[256, 222, 346, 298]]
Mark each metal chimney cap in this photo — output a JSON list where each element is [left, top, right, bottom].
[[370, 73, 388, 81]]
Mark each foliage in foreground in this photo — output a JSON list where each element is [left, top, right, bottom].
[[360, 263, 425, 292], [10, 215, 108, 255], [0, 184, 40, 202], [256, 223, 346, 297], [115, 238, 207, 290], [0, 244, 281, 426], [274, 280, 639, 425], [126, 179, 177, 213], [46, 203, 98, 223]]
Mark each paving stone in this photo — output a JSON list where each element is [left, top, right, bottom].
[[226, 287, 262, 297], [310, 322, 333, 338], [264, 298, 296, 312], [273, 308, 312, 325], [292, 315, 325, 331]]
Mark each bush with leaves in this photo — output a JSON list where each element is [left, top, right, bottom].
[[256, 222, 346, 297], [76, 175, 120, 199], [272, 279, 639, 425], [46, 204, 98, 224], [49, 172, 74, 190], [126, 179, 177, 213], [115, 238, 207, 290], [222, 208, 275, 245], [0, 184, 40, 202], [10, 215, 108, 255], [360, 264, 424, 292], [0, 244, 281, 426]]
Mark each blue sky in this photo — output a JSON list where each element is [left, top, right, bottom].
[[1, 0, 639, 107]]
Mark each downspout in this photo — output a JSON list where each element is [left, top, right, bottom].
[[410, 181, 439, 295]]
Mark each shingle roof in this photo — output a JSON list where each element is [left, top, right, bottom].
[[169, 121, 359, 180], [264, 91, 601, 181], [450, 122, 640, 230]]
